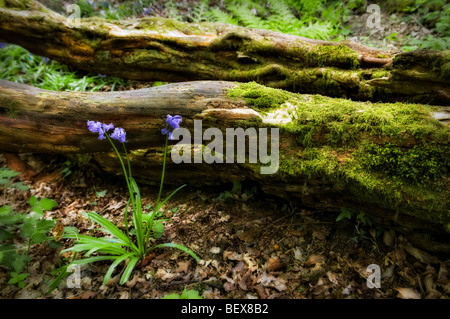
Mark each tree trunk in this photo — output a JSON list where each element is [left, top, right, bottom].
[[0, 79, 449, 252], [0, 0, 449, 105]]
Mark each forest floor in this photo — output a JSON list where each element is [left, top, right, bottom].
[[0, 153, 449, 299]]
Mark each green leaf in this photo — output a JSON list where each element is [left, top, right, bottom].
[[152, 220, 164, 239], [181, 288, 203, 299], [0, 214, 20, 225], [38, 198, 58, 211], [31, 231, 47, 244], [0, 229, 13, 241], [0, 205, 12, 215], [81, 211, 134, 249], [28, 196, 38, 207], [36, 219, 54, 232], [12, 182, 29, 191], [336, 208, 353, 222], [63, 226, 79, 235], [20, 217, 36, 238], [96, 189, 108, 197], [103, 252, 135, 284], [11, 254, 30, 273], [150, 243, 200, 262], [119, 256, 140, 285]]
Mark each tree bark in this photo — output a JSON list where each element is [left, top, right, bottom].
[[0, 0, 449, 105], [0, 79, 449, 252]]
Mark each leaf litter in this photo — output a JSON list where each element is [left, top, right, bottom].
[[0, 153, 449, 299]]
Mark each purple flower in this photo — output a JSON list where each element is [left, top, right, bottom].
[[0, 43, 6, 49], [161, 128, 173, 140], [162, 115, 182, 140], [166, 115, 182, 130], [87, 120, 115, 140], [110, 127, 127, 143]]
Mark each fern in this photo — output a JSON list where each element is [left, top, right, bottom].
[[207, 7, 239, 25], [188, 0, 211, 23], [225, 0, 269, 30]]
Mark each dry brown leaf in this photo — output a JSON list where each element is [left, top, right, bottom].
[[305, 254, 326, 266], [175, 260, 191, 273], [223, 282, 235, 292], [154, 268, 176, 281], [267, 257, 285, 272], [383, 229, 396, 247], [395, 288, 421, 299], [254, 284, 268, 299], [257, 272, 287, 291], [326, 271, 339, 285], [405, 245, 439, 264], [78, 290, 97, 299]]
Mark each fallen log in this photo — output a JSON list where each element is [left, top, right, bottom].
[[0, 0, 449, 105], [0, 79, 449, 252]]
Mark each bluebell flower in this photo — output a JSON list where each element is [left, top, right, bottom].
[[87, 120, 115, 140], [162, 115, 182, 140], [0, 43, 6, 49], [166, 115, 182, 130], [110, 127, 127, 143]]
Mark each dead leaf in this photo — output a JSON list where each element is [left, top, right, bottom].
[[209, 247, 221, 254], [383, 229, 396, 247], [395, 288, 421, 299], [437, 263, 449, 285], [223, 282, 235, 292], [405, 245, 439, 264], [233, 261, 246, 275], [154, 268, 176, 281], [305, 254, 325, 266], [326, 271, 339, 285], [257, 272, 287, 292], [175, 260, 191, 273], [79, 290, 97, 299], [254, 284, 268, 299], [239, 269, 253, 291], [267, 257, 284, 272]]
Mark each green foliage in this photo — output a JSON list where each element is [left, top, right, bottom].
[[0, 44, 127, 92], [7, 272, 30, 288], [357, 142, 448, 185], [0, 167, 29, 200], [336, 207, 353, 222], [205, 0, 349, 41], [162, 287, 203, 299], [63, 128, 199, 285], [0, 191, 61, 287]]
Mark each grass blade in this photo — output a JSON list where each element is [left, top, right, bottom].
[[103, 252, 135, 284], [119, 256, 140, 285], [150, 242, 200, 262]]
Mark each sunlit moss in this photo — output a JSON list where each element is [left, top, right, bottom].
[[227, 82, 449, 227]]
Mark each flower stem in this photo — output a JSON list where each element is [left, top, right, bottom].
[[156, 133, 169, 209], [105, 134, 135, 237]]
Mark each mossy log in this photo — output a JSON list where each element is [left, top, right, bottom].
[[0, 78, 449, 253], [0, 0, 449, 105]]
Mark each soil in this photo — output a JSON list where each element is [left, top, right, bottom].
[[0, 153, 449, 299]]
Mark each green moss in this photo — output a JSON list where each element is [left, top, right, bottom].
[[371, 70, 390, 79], [227, 82, 293, 109], [308, 45, 360, 69], [228, 82, 449, 226], [357, 142, 448, 185]]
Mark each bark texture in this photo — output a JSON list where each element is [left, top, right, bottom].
[[0, 0, 449, 105], [0, 79, 449, 253]]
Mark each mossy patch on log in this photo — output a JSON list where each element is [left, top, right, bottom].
[[227, 82, 449, 229]]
